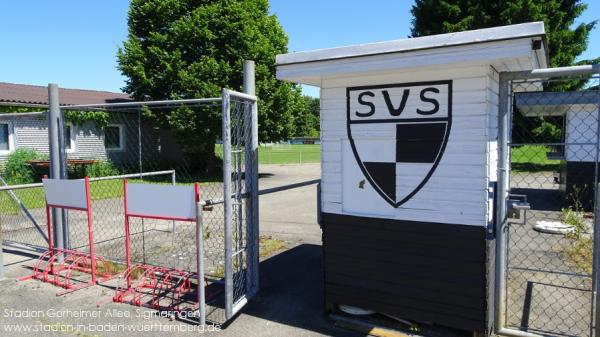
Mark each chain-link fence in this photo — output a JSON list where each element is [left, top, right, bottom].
[[503, 74, 599, 336], [0, 182, 49, 250], [0, 85, 259, 326]]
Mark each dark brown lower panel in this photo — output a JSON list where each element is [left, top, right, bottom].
[[564, 161, 597, 211], [322, 212, 490, 332]]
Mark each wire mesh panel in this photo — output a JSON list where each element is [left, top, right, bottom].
[[0, 112, 51, 249], [0, 184, 48, 250], [221, 89, 258, 321], [504, 75, 599, 336], [60, 101, 224, 269]]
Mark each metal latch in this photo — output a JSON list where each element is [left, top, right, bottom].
[[508, 194, 530, 224]]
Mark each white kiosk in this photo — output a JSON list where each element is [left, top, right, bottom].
[[276, 22, 548, 334]]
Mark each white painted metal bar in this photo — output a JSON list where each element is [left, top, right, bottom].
[[497, 328, 545, 337], [196, 201, 206, 326], [201, 179, 321, 207], [244, 60, 260, 299], [502, 64, 600, 81], [0, 229, 4, 280], [495, 74, 511, 334], [61, 97, 222, 110], [0, 170, 176, 191], [0, 111, 47, 117], [223, 88, 257, 102], [222, 88, 234, 319], [231, 296, 248, 316], [48, 84, 64, 258]]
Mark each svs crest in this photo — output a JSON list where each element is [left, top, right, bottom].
[[346, 80, 452, 207]]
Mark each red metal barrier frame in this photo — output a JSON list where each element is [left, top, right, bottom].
[[112, 180, 202, 312], [19, 177, 108, 295]]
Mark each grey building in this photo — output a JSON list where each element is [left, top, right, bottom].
[[0, 82, 183, 168]]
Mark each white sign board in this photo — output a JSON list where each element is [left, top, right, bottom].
[[344, 81, 452, 210], [43, 178, 88, 210], [126, 183, 197, 220]]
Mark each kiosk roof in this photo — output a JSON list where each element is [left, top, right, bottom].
[[276, 22, 547, 86], [276, 22, 545, 66]]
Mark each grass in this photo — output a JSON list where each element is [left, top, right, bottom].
[[511, 145, 562, 172], [259, 235, 288, 258], [258, 144, 320, 164], [208, 235, 288, 279], [215, 143, 320, 164], [563, 235, 593, 275]]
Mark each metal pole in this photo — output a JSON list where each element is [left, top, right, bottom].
[[243, 60, 260, 297], [500, 64, 600, 81], [0, 224, 4, 280], [593, 77, 600, 337], [196, 199, 205, 326], [59, 108, 69, 250], [495, 75, 511, 333], [594, 183, 600, 337], [171, 171, 176, 234], [592, 76, 600, 337], [137, 107, 143, 177], [222, 88, 233, 319], [48, 84, 64, 260]]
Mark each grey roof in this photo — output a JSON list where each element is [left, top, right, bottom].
[[516, 91, 599, 107], [0, 82, 131, 106], [276, 22, 546, 66], [515, 91, 599, 117]]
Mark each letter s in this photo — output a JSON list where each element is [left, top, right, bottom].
[[417, 87, 440, 115], [355, 91, 375, 117]]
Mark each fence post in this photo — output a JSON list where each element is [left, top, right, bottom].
[[0, 225, 4, 280], [48, 84, 65, 257], [594, 73, 600, 337], [171, 171, 176, 234], [594, 183, 600, 337], [494, 74, 510, 333], [196, 199, 205, 326], [222, 88, 233, 319], [243, 60, 260, 298]]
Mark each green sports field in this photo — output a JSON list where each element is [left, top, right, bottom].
[[258, 144, 320, 164]]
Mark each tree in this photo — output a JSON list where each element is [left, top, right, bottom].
[[411, 0, 596, 68], [289, 88, 320, 138], [411, 0, 597, 144], [118, 0, 297, 172]]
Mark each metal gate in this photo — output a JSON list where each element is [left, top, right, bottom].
[[496, 65, 600, 337], [221, 86, 259, 321]]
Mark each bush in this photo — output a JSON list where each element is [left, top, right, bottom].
[[531, 117, 562, 143], [85, 160, 119, 178], [3, 149, 43, 184]]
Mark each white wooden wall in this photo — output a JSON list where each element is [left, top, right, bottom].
[[565, 105, 599, 162], [320, 64, 499, 227]]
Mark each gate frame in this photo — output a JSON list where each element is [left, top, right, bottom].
[[221, 85, 259, 320], [495, 64, 600, 337]]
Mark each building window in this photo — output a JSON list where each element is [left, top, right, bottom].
[[0, 122, 14, 153], [105, 124, 124, 151], [63, 124, 76, 152]]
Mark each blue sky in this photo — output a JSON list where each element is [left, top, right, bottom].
[[0, 1, 598, 98]]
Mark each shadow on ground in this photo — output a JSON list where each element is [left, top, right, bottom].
[[239, 244, 362, 337]]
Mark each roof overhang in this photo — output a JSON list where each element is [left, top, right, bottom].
[[515, 91, 599, 117], [276, 22, 548, 86]]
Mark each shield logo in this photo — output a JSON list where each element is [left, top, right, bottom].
[[346, 80, 452, 207]]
